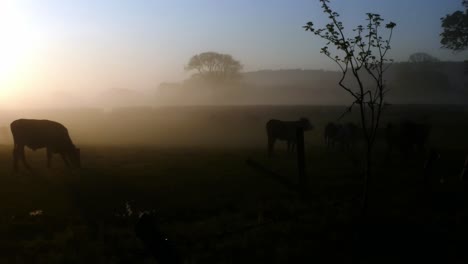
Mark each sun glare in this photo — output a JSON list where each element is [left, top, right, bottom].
[[0, 1, 45, 101]]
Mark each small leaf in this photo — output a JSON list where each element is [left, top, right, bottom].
[[386, 22, 396, 28]]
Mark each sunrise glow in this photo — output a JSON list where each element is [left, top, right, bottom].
[[0, 1, 45, 100]]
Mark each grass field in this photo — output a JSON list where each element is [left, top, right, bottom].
[[1, 105, 468, 263]]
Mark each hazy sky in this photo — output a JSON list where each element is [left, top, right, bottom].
[[0, 0, 466, 107]]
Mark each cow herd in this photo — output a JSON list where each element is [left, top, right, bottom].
[[6, 116, 434, 171], [266, 118, 432, 156]]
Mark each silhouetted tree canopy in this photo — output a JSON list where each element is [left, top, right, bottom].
[[185, 52, 243, 83], [408, 52, 440, 63], [441, 1, 468, 51]]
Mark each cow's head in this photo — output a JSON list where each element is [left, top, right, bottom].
[[299, 118, 314, 131], [68, 147, 81, 168]]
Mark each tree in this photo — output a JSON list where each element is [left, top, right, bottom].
[[185, 52, 243, 83], [441, 1, 468, 51], [304, 0, 396, 216], [408, 52, 440, 63]]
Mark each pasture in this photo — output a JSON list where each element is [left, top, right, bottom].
[[0, 105, 468, 263]]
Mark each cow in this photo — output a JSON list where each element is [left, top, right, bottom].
[[337, 122, 359, 150], [11, 119, 81, 171], [266, 118, 313, 156], [385, 121, 431, 155], [325, 122, 359, 150]]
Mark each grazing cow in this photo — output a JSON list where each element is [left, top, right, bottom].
[[266, 118, 313, 156], [386, 121, 431, 155], [325, 122, 359, 150], [11, 119, 81, 171]]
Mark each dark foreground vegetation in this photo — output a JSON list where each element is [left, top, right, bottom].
[[1, 104, 468, 263]]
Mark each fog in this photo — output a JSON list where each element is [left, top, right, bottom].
[[0, 0, 466, 146], [0, 60, 466, 147], [0, 103, 466, 150], [2, 60, 465, 109]]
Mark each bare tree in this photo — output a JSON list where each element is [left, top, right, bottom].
[[304, 0, 396, 216]]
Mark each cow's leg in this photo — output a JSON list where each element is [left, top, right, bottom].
[[268, 137, 276, 157], [61, 153, 70, 167], [19, 146, 31, 170], [47, 148, 53, 168]]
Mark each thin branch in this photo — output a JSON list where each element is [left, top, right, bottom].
[[336, 100, 358, 122], [381, 27, 394, 58]]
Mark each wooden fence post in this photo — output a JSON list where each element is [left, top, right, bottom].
[[296, 127, 307, 193]]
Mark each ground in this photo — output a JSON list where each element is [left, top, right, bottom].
[[0, 105, 467, 263]]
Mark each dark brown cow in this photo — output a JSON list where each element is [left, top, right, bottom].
[[11, 119, 80, 171], [325, 122, 359, 150], [385, 121, 431, 155], [266, 118, 313, 156]]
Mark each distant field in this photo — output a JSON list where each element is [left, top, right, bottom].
[[0, 105, 468, 263], [2, 104, 468, 148]]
